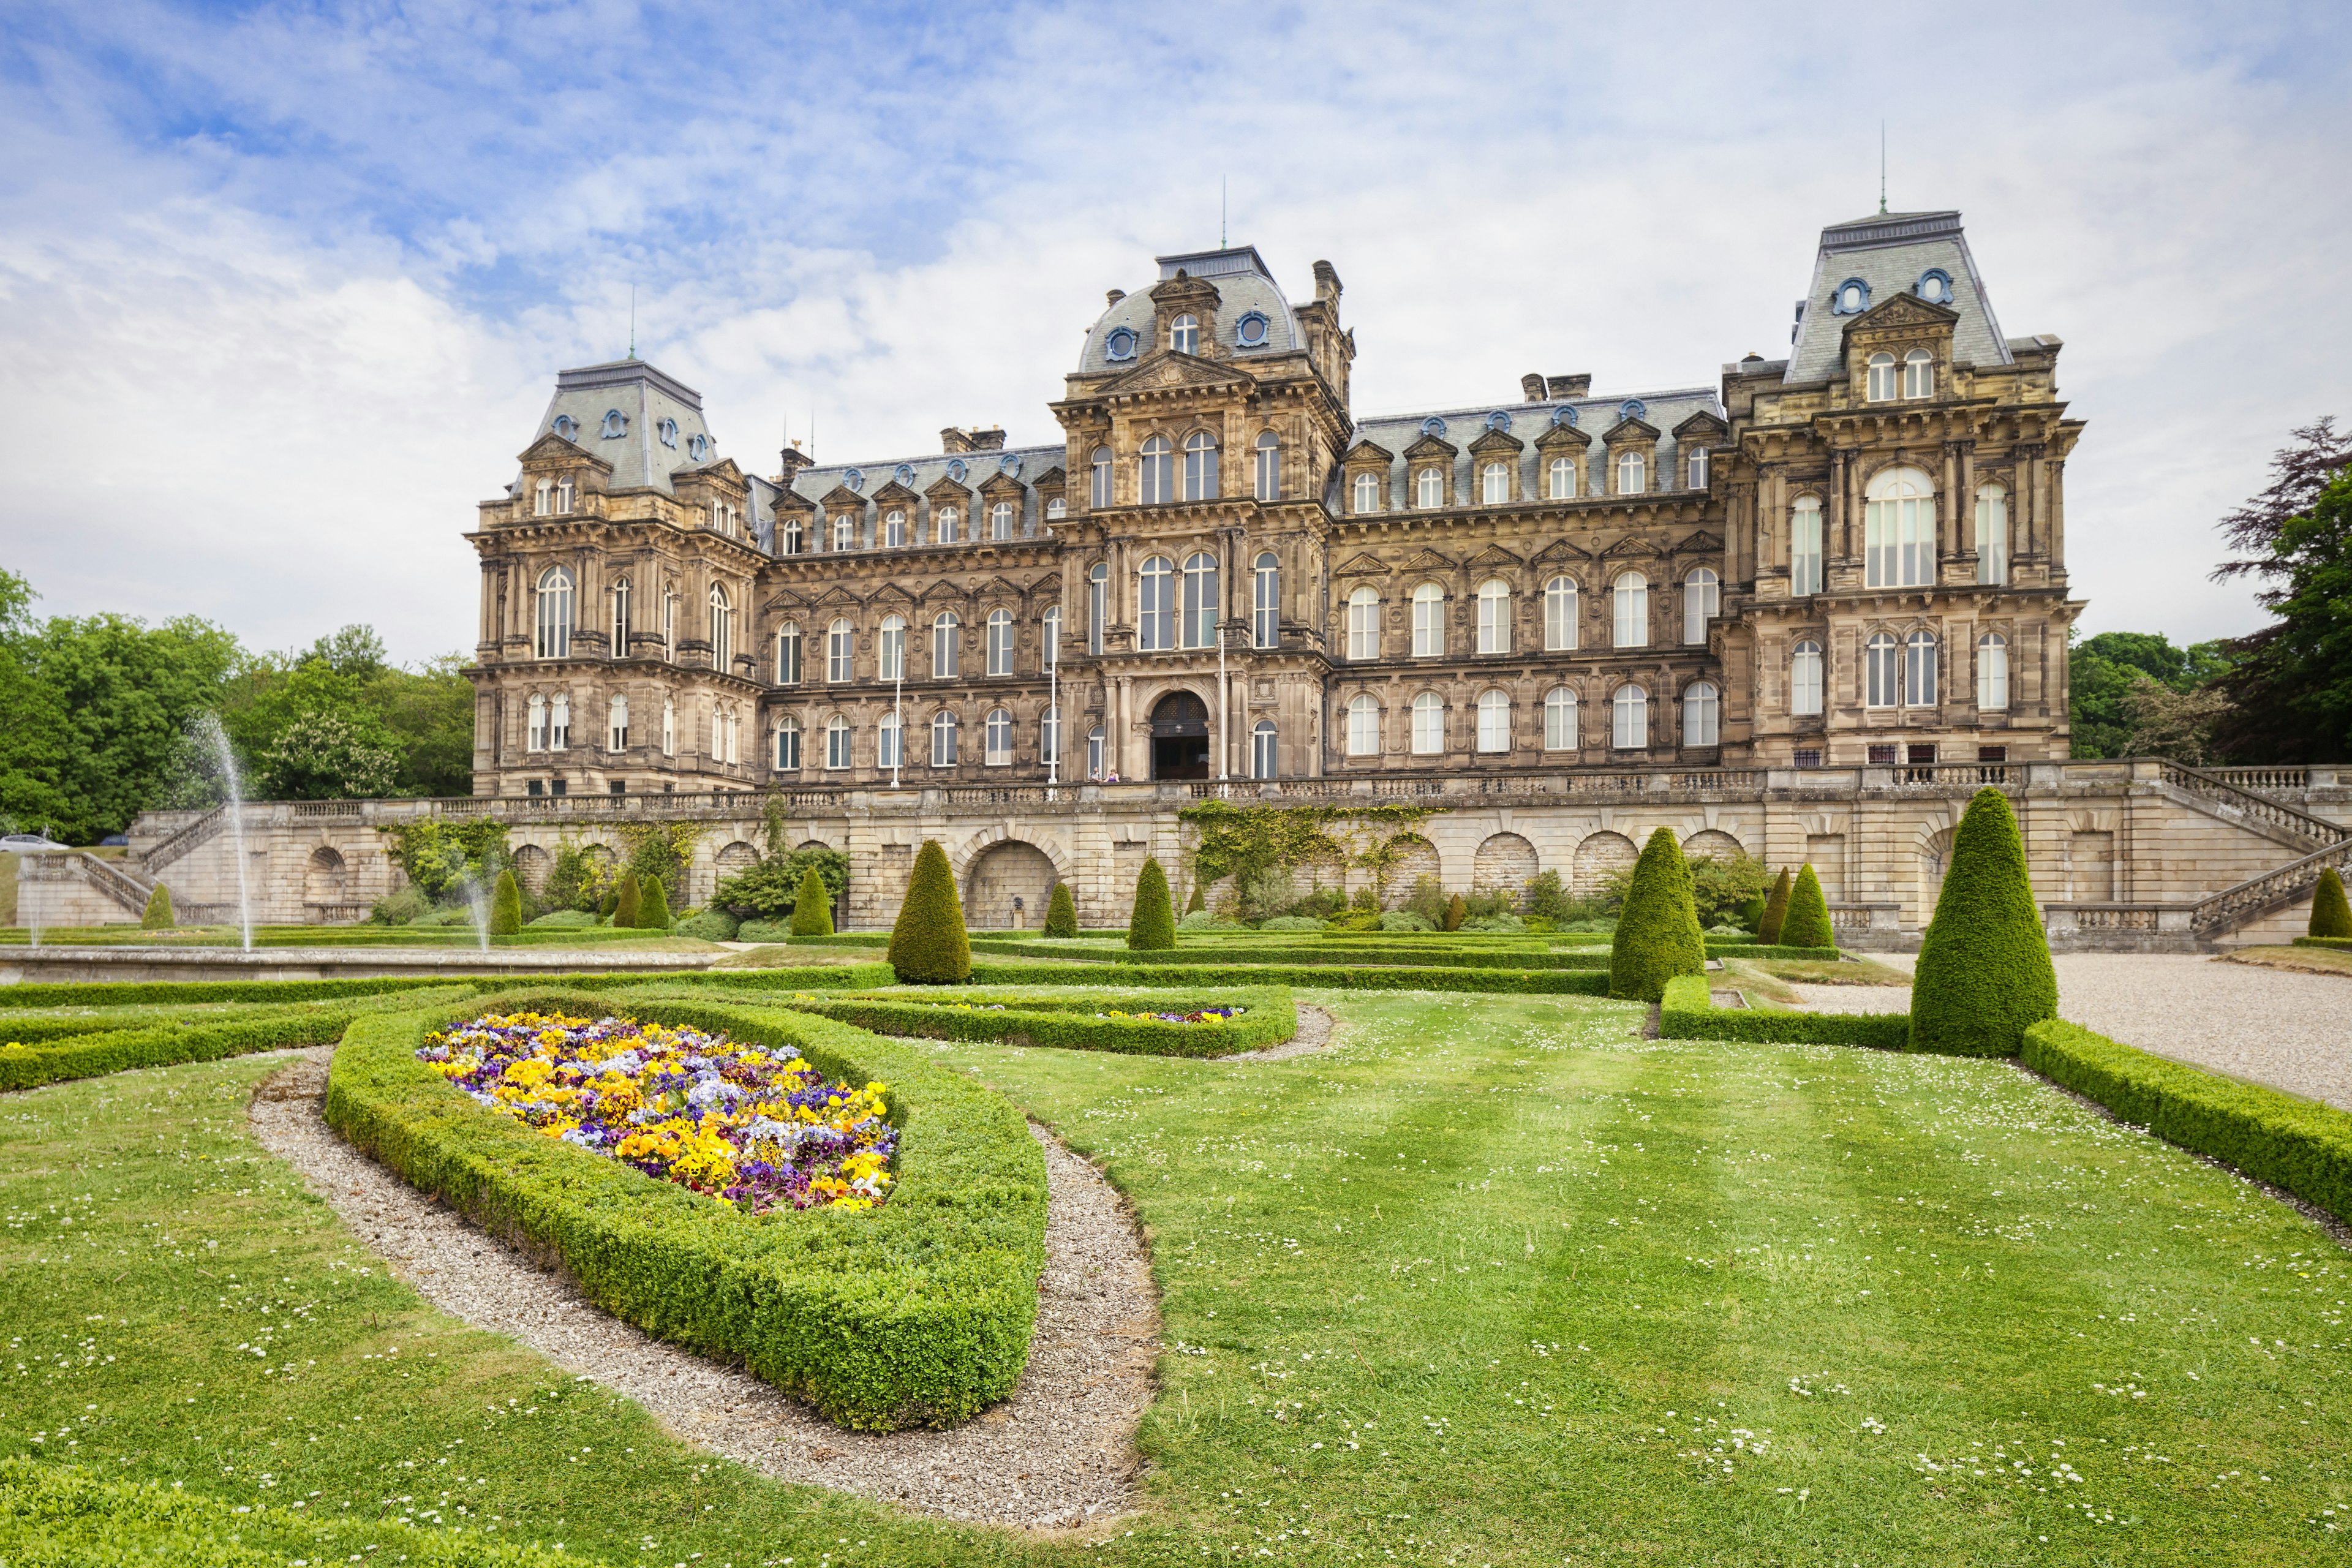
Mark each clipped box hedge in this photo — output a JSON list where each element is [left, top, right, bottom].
[[2293, 937, 2352, 951], [753, 984, 1295, 1057], [0, 973, 475, 1011], [1657, 974, 1913, 1050], [967, 960, 1610, 995], [326, 990, 1047, 1431], [0, 998, 440, 1093]]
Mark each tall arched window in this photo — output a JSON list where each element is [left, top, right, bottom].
[[1790, 639, 1824, 716], [1791, 496, 1825, 596], [1977, 631, 2010, 710], [1180, 552, 1220, 648], [878, 710, 902, 770], [775, 621, 801, 685], [1613, 571, 1648, 649], [1041, 704, 1061, 767], [1415, 467, 1444, 508], [827, 619, 854, 682], [1611, 685, 1648, 750], [1476, 688, 1510, 753], [1251, 720, 1278, 779], [708, 584, 731, 671], [611, 577, 632, 659], [1138, 436, 1173, 504], [1975, 482, 2009, 586], [1411, 582, 1444, 657], [662, 695, 676, 756], [1042, 605, 1061, 671], [779, 517, 803, 554], [1346, 586, 1380, 660], [1090, 446, 1113, 508], [937, 506, 961, 546], [1905, 630, 1939, 707], [526, 693, 547, 751], [932, 611, 960, 680], [1476, 579, 1511, 654], [535, 567, 573, 658], [533, 475, 552, 515], [1903, 348, 1934, 399], [930, 709, 959, 766], [884, 509, 907, 548], [990, 501, 1013, 541], [1549, 456, 1577, 499], [1253, 552, 1280, 649], [608, 693, 629, 750], [1182, 431, 1219, 501], [1410, 692, 1444, 754], [1254, 431, 1281, 500], [774, 714, 800, 771], [1867, 352, 1898, 402], [1616, 450, 1645, 494], [878, 614, 906, 682], [1482, 462, 1510, 504], [984, 707, 1013, 765], [554, 475, 575, 512], [1138, 556, 1175, 650], [1544, 687, 1578, 751], [1087, 724, 1106, 779], [825, 714, 852, 769], [1170, 313, 1199, 353], [1683, 568, 1719, 646], [1866, 631, 1899, 707], [986, 608, 1014, 676], [1345, 693, 1380, 756], [551, 693, 570, 749], [1682, 681, 1719, 746], [1352, 472, 1379, 514], [1088, 562, 1108, 654], [1544, 575, 1578, 651], [1865, 466, 1935, 587]]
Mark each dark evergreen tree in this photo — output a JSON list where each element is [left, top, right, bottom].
[[790, 864, 835, 936], [1757, 867, 1793, 943], [1043, 880, 1079, 938], [2310, 866, 2352, 940], [488, 869, 523, 936]]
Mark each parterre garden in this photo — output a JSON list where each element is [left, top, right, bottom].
[[5, 793, 2351, 1566]]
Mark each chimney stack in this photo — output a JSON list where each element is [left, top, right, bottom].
[[968, 426, 1008, 451], [776, 444, 813, 487], [1312, 260, 1343, 303], [1546, 374, 1592, 399], [1520, 372, 1547, 402], [1106, 288, 1126, 306], [940, 428, 974, 454]]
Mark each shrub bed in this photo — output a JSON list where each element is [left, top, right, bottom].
[[326, 990, 1047, 1430], [758, 984, 1296, 1057], [1657, 974, 1912, 1050]]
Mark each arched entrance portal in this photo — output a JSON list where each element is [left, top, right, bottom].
[[965, 840, 1059, 930], [1150, 690, 1211, 780]]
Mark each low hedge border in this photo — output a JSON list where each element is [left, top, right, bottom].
[[949, 940, 1840, 970], [0, 974, 477, 1011], [733, 984, 1296, 1057], [1657, 974, 1912, 1050], [325, 989, 1047, 1431], [964, 960, 1611, 995], [0, 995, 462, 1093], [2293, 937, 2352, 951]]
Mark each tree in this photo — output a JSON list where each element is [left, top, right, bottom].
[[489, 870, 524, 936], [255, 710, 402, 799], [2206, 419, 2352, 763], [789, 865, 834, 936], [2068, 630, 2236, 759], [1608, 827, 1705, 1002], [1043, 880, 1078, 937], [888, 839, 971, 984], [614, 870, 643, 930], [1444, 892, 1467, 932], [1757, 867, 1793, 943], [711, 846, 850, 918], [1909, 787, 2058, 1057], [639, 874, 673, 930], [141, 882, 175, 930], [2312, 867, 2352, 940], [1129, 857, 1177, 951], [2120, 672, 2230, 766], [1778, 864, 1834, 949]]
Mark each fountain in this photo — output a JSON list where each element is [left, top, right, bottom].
[[459, 869, 493, 951], [191, 712, 254, 952]]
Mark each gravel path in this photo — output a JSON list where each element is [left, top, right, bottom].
[[247, 1048, 1157, 1530]]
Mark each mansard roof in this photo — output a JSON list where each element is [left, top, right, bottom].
[[1785, 209, 2011, 384], [1076, 244, 1307, 374], [519, 358, 718, 499]]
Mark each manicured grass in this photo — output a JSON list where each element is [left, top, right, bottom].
[[2223, 945, 2352, 979], [2, 989, 2348, 1564]]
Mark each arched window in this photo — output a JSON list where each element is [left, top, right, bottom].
[[1688, 446, 1710, 489], [1415, 467, 1444, 508], [878, 709, 902, 770], [1612, 571, 1648, 649], [535, 567, 573, 658], [1041, 704, 1061, 767], [1611, 685, 1648, 750], [936, 506, 960, 546], [1138, 436, 1173, 505], [1866, 631, 1899, 707], [1046, 496, 1066, 520], [1683, 681, 1720, 746], [825, 714, 852, 769], [661, 695, 676, 756], [827, 619, 854, 682], [708, 584, 731, 671], [1975, 482, 2009, 586], [984, 707, 1013, 765], [711, 701, 732, 763], [1182, 431, 1219, 501], [1903, 348, 1934, 399], [1251, 720, 1278, 779], [1352, 472, 1380, 514], [775, 621, 801, 685], [1544, 687, 1578, 751], [1042, 605, 1061, 672], [1905, 630, 1939, 707], [1170, 313, 1199, 354], [1180, 551, 1220, 648], [1867, 352, 1898, 402], [662, 588, 677, 660], [611, 578, 632, 659], [710, 501, 735, 535], [830, 513, 856, 551], [1476, 688, 1510, 753], [1410, 692, 1444, 754], [1482, 461, 1510, 504], [1254, 431, 1281, 500], [554, 475, 575, 512], [1977, 631, 2010, 710], [1548, 456, 1577, 500], [1087, 724, 1107, 779], [884, 509, 906, 548], [930, 709, 959, 767], [1137, 556, 1175, 650], [1088, 562, 1109, 654], [878, 614, 906, 683], [1791, 496, 1825, 596], [932, 611, 960, 679], [1616, 450, 1645, 495], [1345, 586, 1380, 660], [1345, 693, 1381, 756], [1683, 568, 1719, 646], [985, 608, 1014, 676], [1252, 552, 1280, 649], [526, 693, 547, 752], [1865, 466, 1935, 587], [533, 475, 552, 515], [990, 500, 1014, 540], [1790, 639, 1824, 716], [552, 693, 571, 749], [1411, 582, 1444, 657], [1476, 579, 1511, 655], [1544, 575, 1578, 651], [775, 714, 801, 771], [1090, 446, 1113, 508], [608, 693, 629, 751], [779, 517, 803, 554]]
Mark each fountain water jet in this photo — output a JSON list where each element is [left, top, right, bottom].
[[191, 713, 254, 951]]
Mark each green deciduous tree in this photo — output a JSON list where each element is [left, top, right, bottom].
[[889, 839, 971, 984], [1129, 857, 1177, 951], [1909, 787, 2059, 1057], [1608, 827, 1706, 1002], [2204, 421, 2352, 763]]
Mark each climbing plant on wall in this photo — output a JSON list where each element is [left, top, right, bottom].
[[376, 820, 511, 901], [1178, 800, 1446, 902]]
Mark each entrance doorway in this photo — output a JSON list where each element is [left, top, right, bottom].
[[1150, 690, 1212, 780]]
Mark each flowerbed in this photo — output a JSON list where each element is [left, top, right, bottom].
[[418, 1011, 895, 1213], [1099, 1005, 1246, 1024]]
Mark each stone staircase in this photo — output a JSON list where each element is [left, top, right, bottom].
[[2153, 762, 2347, 942]]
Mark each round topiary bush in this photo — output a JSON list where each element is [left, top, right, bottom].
[[672, 908, 740, 941], [2310, 867, 2352, 939], [1909, 786, 2058, 1057], [1608, 827, 1706, 1001], [889, 839, 972, 984], [1757, 867, 1792, 943], [613, 871, 642, 930], [1043, 880, 1078, 937], [140, 882, 175, 930], [790, 865, 835, 937], [1777, 864, 1833, 949], [639, 875, 674, 932], [1128, 857, 1176, 951], [1380, 910, 1434, 932]]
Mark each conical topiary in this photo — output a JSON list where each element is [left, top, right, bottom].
[[613, 870, 642, 930], [489, 869, 524, 936], [1608, 827, 1706, 1002], [1779, 864, 1833, 949], [2311, 867, 2352, 939], [140, 882, 176, 930], [1909, 786, 2058, 1057], [1445, 892, 1468, 932], [1043, 880, 1078, 938], [889, 839, 971, 984], [1128, 857, 1177, 951], [639, 875, 673, 931], [599, 883, 620, 920], [790, 864, 835, 936], [1185, 875, 1206, 915], [1757, 867, 1793, 943]]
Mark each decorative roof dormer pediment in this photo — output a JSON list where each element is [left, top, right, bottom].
[[978, 469, 1025, 500], [869, 478, 920, 507], [1672, 411, 1728, 442], [1602, 415, 1660, 446], [1844, 290, 1960, 339], [818, 483, 868, 511], [923, 474, 971, 505], [1403, 431, 1460, 462], [1342, 437, 1395, 466], [518, 431, 614, 474], [1097, 353, 1255, 398], [1534, 420, 1591, 451]]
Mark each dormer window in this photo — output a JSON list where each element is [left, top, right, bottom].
[[780, 517, 804, 554], [1353, 472, 1380, 514], [1046, 496, 1066, 519], [1866, 352, 1898, 402], [1415, 467, 1444, 508], [1105, 327, 1137, 361], [1234, 311, 1269, 348], [1915, 269, 1953, 304], [1481, 462, 1510, 504], [946, 458, 968, 483], [1903, 347, 1934, 399], [601, 409, 628, 439], [554, 475, 575, 512], [1833, 277, 1871, 315], [1688, 447, 1710, 489], [1170, 314, 1199, 354], [1616, 451, 1645, 494], [533, 475, 553, 516], [657, 418, 679, 448], [894, 464, 915, 486], [552, 414, 578, 441], [843, 468, 865, 492], [688, 433, 709, 461], [885, 508, 906, 548]]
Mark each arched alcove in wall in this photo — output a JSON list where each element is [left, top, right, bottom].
[[1572, 830, 1639, 894], [1384, 834, 1441, 899], [1473, 832, 1539, 897], [1684, 829, 1745, 861], [509, 843, 549, 894], [965, 840, 1059, 929]]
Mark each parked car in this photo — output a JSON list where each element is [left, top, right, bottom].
[[99, 833, 130, 846], [1, 833, 64, 853]]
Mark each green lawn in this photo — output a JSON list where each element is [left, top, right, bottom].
[[2, 987, 2346, 1565]]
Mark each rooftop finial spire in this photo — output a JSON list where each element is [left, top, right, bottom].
[[628, 283, 637, 360], [1879, 121, 1888, 216], [1221, 175, 1227, 248]]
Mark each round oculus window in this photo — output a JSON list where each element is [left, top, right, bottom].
[[1235, 311, 1269, 347], [946, 458, 967, 482], [844, 468, 865, 492], [894, 464, 914, 486], [1105, 327, 1137, 360]]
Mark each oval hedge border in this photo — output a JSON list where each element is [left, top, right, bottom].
[[324, 988, 1047, 1431], [722, 984, 1298, 1057]]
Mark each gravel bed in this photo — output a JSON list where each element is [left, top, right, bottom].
[[247, 1047, 1157, 1530]]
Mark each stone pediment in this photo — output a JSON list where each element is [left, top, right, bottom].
[[818, 484, 868, 511], [1333, 552, 1390, 579], [1671, 530, 1724, 554], [1031, 465, 1066, 490], [761, 587, 812, 614], [1098, 353, 1255, 398], [1403, 432, 1459, 461], [1396, 546, 1457, 573], [812, 584, 867, 607], [869, 480, 919, 507], [1534, 421, 1590, 450], [517, 431, 610, 470], [1468, 428, 1525, 456], [1599, 535, 1660, 560], [919, 578, 965, 603], [1343, 437, 1394, 464], [678, 456, 747, 489], [1531, 538, 1595, 564], [979, 470, 1024, 499], [1672, 410, 1728, 440], [1604, 415, 1660, 444], [867, 581, 918, 608], [1465, 543, 1524, 570], [924, 475, 971, 502], [978, 575, 1028, 605], [1850, 292, 1959, 334]]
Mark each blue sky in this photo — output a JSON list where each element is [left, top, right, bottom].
[[2, 1, 2348, 662]]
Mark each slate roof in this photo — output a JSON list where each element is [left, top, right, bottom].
[[1076, 244, 1305, 373], [778, 444, 1066, 552], [524, 360, 720, 496], [1347, 386, 1727, 508], [1785, 211, 2011, 384]]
